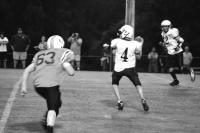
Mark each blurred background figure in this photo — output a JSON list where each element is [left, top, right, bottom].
[[68, 32, 82, 70], [148, 47, 159, 73], [182, 46, 193, 73], [0, 32, 9, 68], [100, 43, 110, 71], [34, 35, 47, 51], [10, 27, 31, 68]]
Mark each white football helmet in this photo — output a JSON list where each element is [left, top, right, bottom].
[[47, 35, 65, 49], [118, 25, 133, 39], [161, 20, 171, 33], [161, 20, 171, 27]]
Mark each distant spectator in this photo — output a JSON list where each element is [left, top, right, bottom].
[[182, 46, 193, 73], [68, 32, 82, 70], [34, 35, 47, 51], [148, 47, 159, 73], [100, 43, 110, 71], [0, 32, 9, 68], [10, 27, 31, 68]]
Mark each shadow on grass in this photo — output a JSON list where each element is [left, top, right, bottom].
[[99, 99, 144, 112], [9, 120, 62, 132]]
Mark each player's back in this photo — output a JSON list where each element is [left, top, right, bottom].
[[111, 38, 140, 72], [32, 48, 71, 87]]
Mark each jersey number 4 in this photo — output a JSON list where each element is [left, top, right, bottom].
[[36, 52, 55, 66], [121, 48, 128, 62]]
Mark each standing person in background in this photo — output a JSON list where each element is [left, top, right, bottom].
[[182, 46, 195, 80], [68, 32, 82, 70], [100, 43, 110, 71], [10, 27, 31, 69], [0, 32, 9, 68], [148, 47, 159, 73], [34, 35, 47, 51]]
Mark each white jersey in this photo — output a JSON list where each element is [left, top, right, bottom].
[[111, 38, 141, 72], [0, 37, 9, 52], [161, 28, 183, 55]]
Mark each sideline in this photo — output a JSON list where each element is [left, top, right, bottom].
[[0, 83, 20, 133]]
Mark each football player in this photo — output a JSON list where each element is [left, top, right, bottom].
[[159, 20, 195, 86], [15, 35, 75, 133], [105, 25, 149, 111]]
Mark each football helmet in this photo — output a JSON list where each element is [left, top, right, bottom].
[[118, 25, 133, 39], [47, 35, 65, 49], [161, 20, 171, 33], [161, 20, 171, 27]]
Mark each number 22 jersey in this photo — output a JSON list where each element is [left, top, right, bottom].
[[111, 38, 142, 72], [31, 48, 74, 87]]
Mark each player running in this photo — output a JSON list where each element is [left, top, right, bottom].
[[159, 20, 195, 86], [104, 25, 149, 111], [15, 35, 75, 133]]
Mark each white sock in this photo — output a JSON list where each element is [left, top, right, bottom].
[[47, 110, 56, 127]]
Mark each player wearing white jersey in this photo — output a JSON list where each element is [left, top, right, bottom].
[[160, 20, 195, 86], [105, 25, 149, 111]]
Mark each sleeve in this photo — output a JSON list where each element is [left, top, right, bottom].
[[61, 49, 74, 63], [111, 39, 118, 48], [172, 28, 179, 38], [67, 37, 73, 43]]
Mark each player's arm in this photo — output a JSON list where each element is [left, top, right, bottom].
[[135, 48, 142, 60], [61, 50, 75, 76], [21, 63, 35, 96], [135, 37, 144, 60], [63, 62, 75, 76]]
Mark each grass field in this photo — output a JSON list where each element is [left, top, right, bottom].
[[0, 69, 200, 133]]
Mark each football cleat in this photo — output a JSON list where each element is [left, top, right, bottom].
[[141, 99, 149, 112], [189, 68, 195, 82], [46, 126, 53, 133], [169, 80, 179, 86], [117, 101, 124, 110]]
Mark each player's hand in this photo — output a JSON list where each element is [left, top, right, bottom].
[[174, 46, 180, 51], [158, 41, 164, 46], [21, 86, 28, 97], [21, 89, 28, 97]]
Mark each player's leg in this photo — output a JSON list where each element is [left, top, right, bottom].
[[13, 52, 19, 68], [189, 67, 195, 81], [126, 67, 149, 111], [169, 67, 179, 86], [35, 87, 48, 129], [112, 71, 123, 110], [46, 86, 62, 131], [167, 54, 179, 86]]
